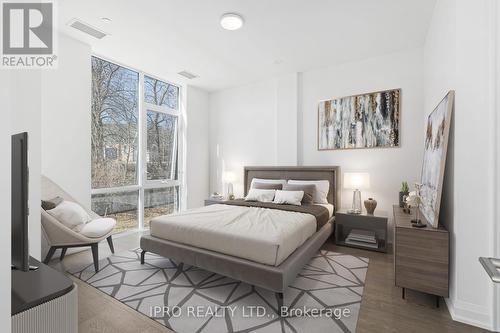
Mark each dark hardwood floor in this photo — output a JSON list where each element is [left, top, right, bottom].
[[321, 243, 486, 333], [50, 232, 486, 333]]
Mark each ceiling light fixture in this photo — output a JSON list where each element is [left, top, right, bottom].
[[220, 13, 244, 30], [101, 17, 112, 22]]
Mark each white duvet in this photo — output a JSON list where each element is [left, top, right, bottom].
[[149, 203, 318, 266]]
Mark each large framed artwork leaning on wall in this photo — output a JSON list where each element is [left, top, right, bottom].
[[318, 88, 401, 150], [420, 91, 454, 228]]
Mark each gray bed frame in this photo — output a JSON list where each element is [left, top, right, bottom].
[[140, 166, 340, 311]]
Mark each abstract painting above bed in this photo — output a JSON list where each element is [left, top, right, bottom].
[[318, 89, 400, 150], [420, 91, 454, 228]]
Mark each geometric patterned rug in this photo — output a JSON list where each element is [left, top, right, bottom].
[[68, 249, 368, 333]]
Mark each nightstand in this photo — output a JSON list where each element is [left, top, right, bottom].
[[334, 209, 388, 253], [204, 198, 225, 206]]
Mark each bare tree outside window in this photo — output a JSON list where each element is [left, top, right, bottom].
[[147, 111, 178, 180], [91, 57, 139, 189], [144, 75, 179, 110], [91, 57, 181, 233]]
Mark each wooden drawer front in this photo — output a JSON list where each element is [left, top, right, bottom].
[[395, 227, 449, 297], [395, 256, 448, 296], [395, 228, 448, 263], [336, 214, 386, 224]]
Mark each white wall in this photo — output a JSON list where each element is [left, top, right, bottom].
[[495, 1, 500, 329], [0, 69, 12, 333], [209, 79, 278, 196], [41, 33, 92, 208], [454, 2, 496, 326], [209, 48, 425, 238], [276, 73, 298, 165], [186, 86, 210, 208], [424, 0, 456, 111], [424, 0, 498, 330]]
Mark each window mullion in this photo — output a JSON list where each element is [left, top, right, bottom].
[[91, 185, 140, 195], [138, 72, 145, 230], [144, 102, 179, 116], [171, 118, 178, 180], [143, 180, 180, 189]]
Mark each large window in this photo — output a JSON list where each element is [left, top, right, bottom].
[[91, 56, 182, 232], [91, 58, 139, 188]]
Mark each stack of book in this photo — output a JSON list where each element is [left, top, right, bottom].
[[345, 229, 378, 249]]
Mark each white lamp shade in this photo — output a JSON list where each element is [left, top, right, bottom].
[[223, 171, 236, 183], [344, 172, 370, 190]]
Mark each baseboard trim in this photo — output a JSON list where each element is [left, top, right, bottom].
[[445, 298, 495, 331]]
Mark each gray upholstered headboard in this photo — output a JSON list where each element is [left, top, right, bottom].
[[244, 166, 341, 212]]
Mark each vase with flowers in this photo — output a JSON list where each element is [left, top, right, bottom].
[[405, 183, 426, 228]]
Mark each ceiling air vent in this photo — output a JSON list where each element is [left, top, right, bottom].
[[178, 71, 198, 80], [68, 19, 108, 39]]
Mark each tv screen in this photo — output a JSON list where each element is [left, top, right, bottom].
[[11, 132, 29, 272]]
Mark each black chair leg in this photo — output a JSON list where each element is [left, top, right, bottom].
[[60, 247, 67, 261], [140, 250, 146, 264], [106, 235, 115, 254], [43, 246, 56, 264], [91, 243, 99, 272]]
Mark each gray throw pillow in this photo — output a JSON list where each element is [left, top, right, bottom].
[[282, 184, 315, 204], [41, 196, 64, 211], [252, 182, 283, 190]]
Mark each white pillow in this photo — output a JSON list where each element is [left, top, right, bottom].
[[273, 190, 304, 206], [80, 218, 116, 238], [287, 180, 330, 204], [250, 178, 287, 189], [245, 189, 276, 202], [47, 200, 91, 231]]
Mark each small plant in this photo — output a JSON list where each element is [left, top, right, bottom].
[[400, 181, 409, 194], [399, 181, 410, 208]]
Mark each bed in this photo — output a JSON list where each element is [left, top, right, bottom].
[[139, 166, 340, 310]]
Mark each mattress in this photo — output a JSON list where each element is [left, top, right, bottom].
[[149, 204, 318, 266]]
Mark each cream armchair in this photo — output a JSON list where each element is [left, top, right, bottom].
[[41, 176, 116, 272]]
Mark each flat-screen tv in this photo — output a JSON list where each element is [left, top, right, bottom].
[[11, 132, 29, 271]]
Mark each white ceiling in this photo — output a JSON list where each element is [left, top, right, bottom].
[[58, 0, 436, 92]]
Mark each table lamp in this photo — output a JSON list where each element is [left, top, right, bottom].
[[344, 172, 370, 214], [223, 171, 236, 200]]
